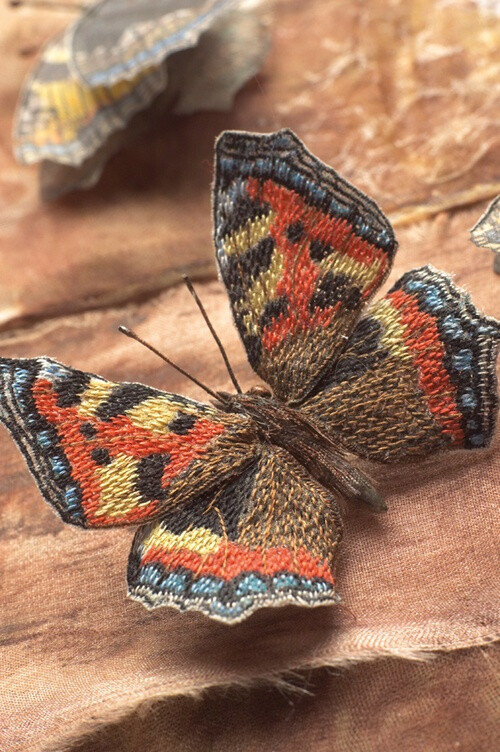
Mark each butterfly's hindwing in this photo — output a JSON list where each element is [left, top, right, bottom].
[[213, 129, 398, 402], [303, 266, 500, 462], [0, 357, 257, 527], [4, 127, 500, 624], [128, 445, 342, 623]]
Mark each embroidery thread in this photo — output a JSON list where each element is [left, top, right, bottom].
[[1, 129, 499, 623]]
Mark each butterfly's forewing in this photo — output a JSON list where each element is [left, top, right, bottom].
[[14, 31, 166, 168], [470, 196, 500, 253], [128, 445, 342, 622], [213, 129, 398, 403], [70, 0, 234, 88], [0, 358, 257, 527], [302, 266, 500, 462]]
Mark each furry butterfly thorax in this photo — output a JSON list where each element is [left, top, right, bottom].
[[215, 389, 384, 512]]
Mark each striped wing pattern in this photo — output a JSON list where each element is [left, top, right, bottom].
[[302, 266, 500, 462], [70, 0, 234, 87], [470, 196, 500, 254], [213, 129, 398, 403], [2, 130, 499, 623], [0, 358, 257, 527], [128, 445, 342, 623], [14, 32, 166, 168]]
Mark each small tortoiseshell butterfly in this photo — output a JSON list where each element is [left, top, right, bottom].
[[1, 130, 499, 623]]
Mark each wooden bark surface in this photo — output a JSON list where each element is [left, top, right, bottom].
[[0, 1, 499, 751]]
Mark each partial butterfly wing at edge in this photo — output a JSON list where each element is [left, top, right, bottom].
[[0, 357, 258, 528], [470, 195, 500, 253]]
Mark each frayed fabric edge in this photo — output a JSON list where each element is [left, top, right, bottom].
[[35, 634, 500, 752]]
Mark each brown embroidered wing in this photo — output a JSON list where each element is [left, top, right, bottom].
[[128, 445, 343, 622], [301, 266, 500, 462]]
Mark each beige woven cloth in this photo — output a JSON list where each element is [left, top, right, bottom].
[[62, 647, 500, 752], [2, 427, 499, 751], [1, 211, 499, 750]]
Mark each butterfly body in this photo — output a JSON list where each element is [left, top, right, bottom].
[[216, 389, 384, 511], [1, 129, 499, 623]]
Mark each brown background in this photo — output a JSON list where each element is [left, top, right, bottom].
[[0, 1, 499, 751]]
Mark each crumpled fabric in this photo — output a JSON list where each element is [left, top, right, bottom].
[[1, 0, 499, 745], [1, 273, 498, 751]]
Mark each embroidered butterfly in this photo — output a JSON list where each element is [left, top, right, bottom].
[[1, 129, 499, 623]]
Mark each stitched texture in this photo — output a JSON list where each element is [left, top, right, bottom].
[[470, 195, 500, 253], [14, 0, 233, 168], [213, 128, 398, 403], [71, 0, 234, 88], [303, 265, 500, 461], [0, 357, 257, 527], [0, 129, 499, 623], [128, 445, 342, 622], [14, 33, 167, 168]]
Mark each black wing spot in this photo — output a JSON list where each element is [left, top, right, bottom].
[[218, 192, 270, 238], [158, 490, 222, 537], [95, 383, 159, 421], [286, 221, 305, 243], [309, 271, 361, 312], [348, 316, 383, 353], [91, 447, 111, 466], [243, 334, 262, 369], [345, 286, 362, 310], [250, 236, 275, 275], [260, 296, 289, 329], [317, 317, 388, 386], [223, 236, 275, 306], [136, 453, 171, 502], [309, 239, 333, 262], [55, 371, 91, 408], [80, 422, 97, 439], [168, 414, 197, 435]]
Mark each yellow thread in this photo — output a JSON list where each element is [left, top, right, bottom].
[[28, 57, 156, 147], [222, 212, 275, 257], [96, 454, 143, 517], [238, 250, 285, 335], [76, 379, 116, 418], [370, 299, 411, 359], [143, 525, 221, 555], [126, 396, 212, 431], [320, 253, 382, 292]]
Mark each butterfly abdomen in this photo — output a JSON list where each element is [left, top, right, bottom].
[[221, 391, 384, 511]]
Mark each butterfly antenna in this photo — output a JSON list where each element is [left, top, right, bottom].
[[118, 326, 224, 403], [9, 0, 85, 9], [182, 275, 242, 394]]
